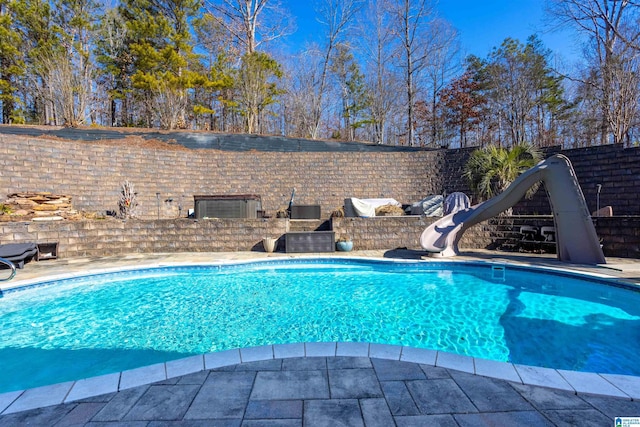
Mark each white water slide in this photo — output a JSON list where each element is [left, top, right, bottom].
[[420, 154, 606, 264]]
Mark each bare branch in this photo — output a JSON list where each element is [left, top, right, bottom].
[[204, 0, 296, 54]]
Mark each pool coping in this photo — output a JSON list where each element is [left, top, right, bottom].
[[2, 254, 640, 415]]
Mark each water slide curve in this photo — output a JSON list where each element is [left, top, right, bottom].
[[420, 154, 606, 264]]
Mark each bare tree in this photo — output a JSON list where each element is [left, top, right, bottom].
[[33, 50, 90, 127], [549, 0, 640, 145], [279, 50, 323, 138], [54, 0, 100, 125], [388, 0, 435, 146], [307, 0, 364, 140], [149, 80, 190, 130], [357, 0, 400, 144], [205, 0, 295, 54], [420, 18, 460, 147]]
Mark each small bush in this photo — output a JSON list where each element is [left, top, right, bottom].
[[330, 207, 345, 218], [118, 181, 138, 219]]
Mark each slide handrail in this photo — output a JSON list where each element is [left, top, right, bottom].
[[0, 257, 16, 282]]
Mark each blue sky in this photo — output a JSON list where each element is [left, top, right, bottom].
[[282, 0, 581, 64], [437, 0, 581, 63]]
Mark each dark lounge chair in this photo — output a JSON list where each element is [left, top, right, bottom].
[[0, 243, 38, 268]]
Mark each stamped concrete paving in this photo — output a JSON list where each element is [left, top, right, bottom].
[[1, 356, 639, 426]]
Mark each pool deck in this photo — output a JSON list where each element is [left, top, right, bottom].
[[1, 249, 640, 425]]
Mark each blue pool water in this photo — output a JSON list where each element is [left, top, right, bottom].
[[1, 258, 639, 393]]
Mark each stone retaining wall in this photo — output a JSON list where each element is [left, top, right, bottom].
[[594, 217, 640, 258], [1, 135, 639, 259], [438, 144, 640, 216], [1, 219, 291, 257], [330, 216, 494, 253], [6, 216, 635, 260], [519, 145, 640, 216], [0, 217, 481, 259], [0, 136, 443, 220], [1, 216, 637, 259], [1, 136, 639, 218]]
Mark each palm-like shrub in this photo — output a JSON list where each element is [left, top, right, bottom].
[[463, 143, 542, 202]]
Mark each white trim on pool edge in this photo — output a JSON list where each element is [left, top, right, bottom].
[[2, 255, 640, 415], [2, 342, 640, 416]]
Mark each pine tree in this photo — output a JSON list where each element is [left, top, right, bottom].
[[0, 0, 25, 123], [192, 12, 238, 131], [10, 0, 59, 124], [122, 0, 208, 129], [94, 7, 132, 126], [481, 36, 568, 147], [237, 51, 282, 134]]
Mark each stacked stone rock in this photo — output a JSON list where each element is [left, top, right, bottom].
[[1, 192, 80, 221]]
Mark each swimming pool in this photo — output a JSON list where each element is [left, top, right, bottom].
[[1, 258, 639, 393]]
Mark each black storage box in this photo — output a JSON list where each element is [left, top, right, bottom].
[[290, 205, 321, 219], [285, 231, 335, 253]]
